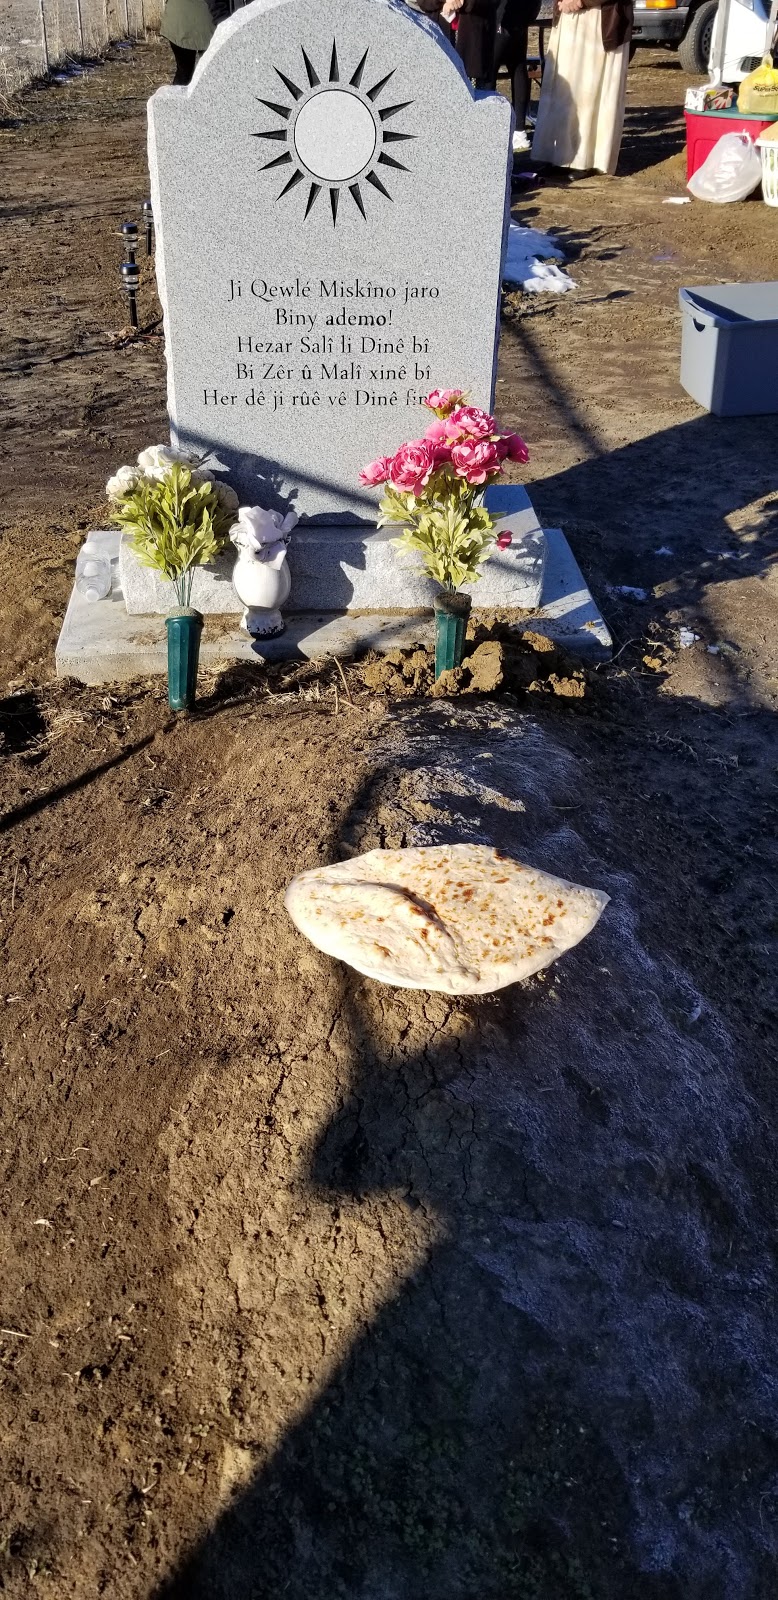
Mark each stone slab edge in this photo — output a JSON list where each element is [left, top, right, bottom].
[[56, 526, 611, 684]]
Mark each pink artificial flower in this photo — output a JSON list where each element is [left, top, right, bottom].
[[450, 438, 502, 485], [423, 388, 468, 419], [498, 432, 530, 464], [422, 424, 454, 465], [359, 456, 393, 487], [495, 530, 513, 550], [389, 439, 438, 496], [446, 405, 496, 442]]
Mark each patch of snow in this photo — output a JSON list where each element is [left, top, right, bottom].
[[504, 225, 575, 293], [608, 584, 649, 601]]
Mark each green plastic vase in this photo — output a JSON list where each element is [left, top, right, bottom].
[[434, 590, 472, 679], [165, 608, 203, 711]]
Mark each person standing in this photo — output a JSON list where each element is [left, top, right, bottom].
[[159, 0, 229, 85], [413, 0, 500, 89], [531, 0, 633, 175], [495, 0, 542, 153]]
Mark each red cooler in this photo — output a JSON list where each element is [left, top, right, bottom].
[[684, 107, 778, 182]]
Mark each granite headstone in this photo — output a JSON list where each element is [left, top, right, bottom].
[[148, 0, 513, 524]]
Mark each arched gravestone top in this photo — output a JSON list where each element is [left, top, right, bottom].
[[148, 0, 513, 523]]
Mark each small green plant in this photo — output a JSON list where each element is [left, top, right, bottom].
[[379, 478, 498, 593], [107, 446, 239, 608], [113, 463, 234, 608]]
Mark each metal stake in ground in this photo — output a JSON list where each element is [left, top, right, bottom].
[[142, 199, 154, 257], [120, 260, 140, 329]]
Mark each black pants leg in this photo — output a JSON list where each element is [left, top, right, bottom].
[[170, 43, 197, 86], [497, 4, 541, 130]]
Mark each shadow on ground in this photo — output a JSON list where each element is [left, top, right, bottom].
[[154, 704, 778, 1600], [620, 98, 686, 176], [500, 312, 778, 697]]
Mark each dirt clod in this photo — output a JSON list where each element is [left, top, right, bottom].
[[361, 660, 401, 693], [430, 665, 466, 697], [464, 641, 505, 693], [529, 671, 587, 700]]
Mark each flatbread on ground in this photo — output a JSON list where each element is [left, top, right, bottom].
[[284, 845, 609, 994]]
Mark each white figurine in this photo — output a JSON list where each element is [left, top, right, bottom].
[[230, 505, 297, 638]]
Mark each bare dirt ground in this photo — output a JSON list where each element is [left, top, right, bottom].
[[1, 39, 777, 1600]]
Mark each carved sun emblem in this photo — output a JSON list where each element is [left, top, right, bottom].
[[253, 42, 415, 224]]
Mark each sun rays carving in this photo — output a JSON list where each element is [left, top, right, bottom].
[[252, 42, 415, 225]]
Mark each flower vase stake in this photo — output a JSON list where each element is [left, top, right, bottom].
[[360, 390, 528, 678], [107, 445, 239, 711], [229, 506, 297, 638]]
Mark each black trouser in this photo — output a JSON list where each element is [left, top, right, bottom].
[[170, 43, 197, 85], [495, 0, 541, 129]]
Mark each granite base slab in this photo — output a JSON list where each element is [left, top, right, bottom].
[[119, 484, 546, 616], [56, 526, 611, 685]]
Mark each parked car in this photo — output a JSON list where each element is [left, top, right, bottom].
[[631, 0, 773, 77], [631, 0, 715, 72]]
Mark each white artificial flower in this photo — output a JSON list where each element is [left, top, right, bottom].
[[137, 443, 203, 480], [106, 464, 141, 500], [229, 505, 298, 552]]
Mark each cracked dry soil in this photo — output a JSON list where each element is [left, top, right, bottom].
[[1, 34, 778, 1600]]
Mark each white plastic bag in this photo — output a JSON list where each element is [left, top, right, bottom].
[[687, 133, 763, 203]]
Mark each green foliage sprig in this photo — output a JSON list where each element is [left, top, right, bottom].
[[378, 478, 496, 593], [112, 463, 234, 608]]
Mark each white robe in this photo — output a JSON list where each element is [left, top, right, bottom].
[[531, 9, 630, 176]]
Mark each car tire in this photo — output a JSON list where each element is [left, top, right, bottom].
[[678, 0, 718, 75]]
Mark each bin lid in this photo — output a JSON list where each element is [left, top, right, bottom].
[[680, 283, 778, 324], [683, 107, 778, 121]]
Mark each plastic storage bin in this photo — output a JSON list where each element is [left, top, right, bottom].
[[684, 107, 778, 182], [679, 282, 778, 416]]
